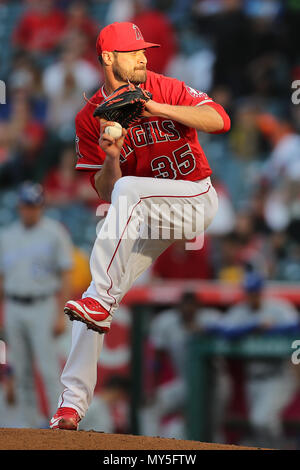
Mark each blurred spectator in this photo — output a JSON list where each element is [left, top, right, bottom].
[[247, 184, 271, 236], [216, 211, 268, 281], [263, 181, 299, 233], [80, 375, 130, 433], [106, 0, 135, 24], [255, 113, 300, 235], [4, 53, 47, 123], [166, 37, 215, 92], [259, 113, 299, 184], [193, 0, 252, 95], [64, 1, 98, 47], [166, 0, 194, 25], [0, 89, 46, 186], [130, 0, 178, 74], [13, 0, 67, 58], [268, 232, 300, 282], [62, 2, 100, 68], [229, 103, 266, 161], [216, 233, 245, 283], [42, 35, 99, 139], [105, 0, 178, 73], [142, 291, 224, 439], [105, 0, 178, 74], [232, 211, 268, 272], [152, 237, 214, 280], [43, 145, 78, 207], [43, 145, 99, 209], [220, 272, 299, 448], [206, 178, 236, 236], [286, 0, 300, 64], [0, 182, 73, 427]]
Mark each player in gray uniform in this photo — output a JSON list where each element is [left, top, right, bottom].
[[0, 182, 73, 427], [220, 272, 299, 447]]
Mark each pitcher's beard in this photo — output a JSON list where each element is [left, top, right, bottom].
[[112, 63, 147, 85]]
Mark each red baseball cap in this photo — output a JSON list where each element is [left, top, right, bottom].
[[96, 22, 160, 56]]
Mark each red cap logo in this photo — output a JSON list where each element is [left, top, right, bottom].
[[96, 22, 160, 56]]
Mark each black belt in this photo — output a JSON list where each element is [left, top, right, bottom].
[[6, 294, 51, 304]]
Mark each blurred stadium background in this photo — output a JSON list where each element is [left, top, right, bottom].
[[1, 0, 300, 449]]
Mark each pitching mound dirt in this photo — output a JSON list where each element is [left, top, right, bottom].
[[0, 428, 261, 450]]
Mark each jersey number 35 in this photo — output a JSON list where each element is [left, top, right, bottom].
[[151, 144, 196, 179]]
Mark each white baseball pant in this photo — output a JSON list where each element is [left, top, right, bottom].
[[58, 175, 218, 418]]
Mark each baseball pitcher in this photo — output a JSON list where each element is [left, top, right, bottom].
[[50, 21, 230, 430]]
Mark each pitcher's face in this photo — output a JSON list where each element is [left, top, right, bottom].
[[112, 50, 147, 85]]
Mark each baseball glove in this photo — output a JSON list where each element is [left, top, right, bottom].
[[93, 82, 152, 129]]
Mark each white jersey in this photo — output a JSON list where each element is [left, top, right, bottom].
[[0, 216, 73, 297]]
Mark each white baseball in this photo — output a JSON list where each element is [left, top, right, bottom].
[[105, 122, 123, 139]]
